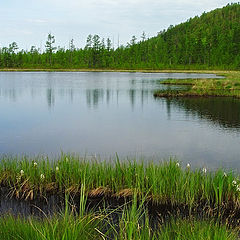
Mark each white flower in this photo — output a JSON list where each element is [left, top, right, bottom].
[[40, 174, 45, 180], [237, 185, 240, 192], [232, 180, 237, 186], [187, 163, 190, 168], [56, 166, 59, 171], [176, 162, 180, 167], [202, 168, 207, 174], [20, 170, 24, 176], [34, 162, 37, 167], [223, 172, 227, 177]]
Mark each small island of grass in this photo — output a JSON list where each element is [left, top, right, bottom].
[[154, 71, 240, 98]]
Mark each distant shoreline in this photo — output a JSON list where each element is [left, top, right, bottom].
[[0, 68, 236, 74]]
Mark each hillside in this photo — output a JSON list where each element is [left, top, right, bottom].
[[118, 2, 240, 70]]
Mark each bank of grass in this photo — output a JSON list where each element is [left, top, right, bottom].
[[1, 215, 238, 240], [0, 194, 238, 240], [154, 71, 240, 98], [0, 154, 240, 209]]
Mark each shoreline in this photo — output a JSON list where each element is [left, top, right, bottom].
[[0, 68, 237, 74]]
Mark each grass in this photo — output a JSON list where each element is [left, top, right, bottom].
[[0, 191, 238, 240], [154, 71, 240, 98], [0, 217, 238, 240], [0, 189, 106, 240], [0, 154, 240, 209], [1, 157, 240, 239], [159, 219, 238, 240], [0, 201, 238, 239]]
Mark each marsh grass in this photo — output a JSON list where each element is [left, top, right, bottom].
[[0, 192, 106, 240], [158, 218, 239, 240], [154, 71, 240, 98], [0, 154, 240, 210], [0, 194, 238, 240]]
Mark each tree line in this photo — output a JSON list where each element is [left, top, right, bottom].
[[0, 3, 240, 70]]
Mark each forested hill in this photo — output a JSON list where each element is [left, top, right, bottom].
[[0, 3, 240, 70], [131, 2, 240, 69]]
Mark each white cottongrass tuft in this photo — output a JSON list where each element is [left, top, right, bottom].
[[56, 166, 59, 171], [176, 162, 180, 167], [223, 172, 227, 177], [20, 170, 24, 176], [202, 168, 207, 174], [40, 174, 45, 180], [34, 162, 37, 167], [232, 180, 237, 186], [187, 163, 190, 168]]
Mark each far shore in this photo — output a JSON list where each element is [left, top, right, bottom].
[[0, 68, 238, 75]]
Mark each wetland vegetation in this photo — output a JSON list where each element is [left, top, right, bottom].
[[154, 71, 240, 98], [1, 154, 240, 239], [1, 154, 239, 207]]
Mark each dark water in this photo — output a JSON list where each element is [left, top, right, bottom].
[[0, 71, 239, 169]]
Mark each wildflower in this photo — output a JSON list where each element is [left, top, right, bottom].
[[40, 174, 45, 180], [20, 170, 24, 176], [232, 180, 237, 186], [34, 162, 37, 167], [237, 185, 240, 192], [176, 162, 180, 167], [187, 163, 190, 168], [223, 172, 227, 177], [56, 166, 59, 171], [202, 168, 207, 174]]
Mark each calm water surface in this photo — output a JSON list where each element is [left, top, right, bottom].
[[0, 72, 239, 169]]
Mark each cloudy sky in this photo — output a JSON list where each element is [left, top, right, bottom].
[[0, 0, 238, 50]]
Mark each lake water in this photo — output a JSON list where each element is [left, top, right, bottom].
[[0, 72, 239, 169]]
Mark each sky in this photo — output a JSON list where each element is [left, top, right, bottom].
[[0, 0, 238, 50]]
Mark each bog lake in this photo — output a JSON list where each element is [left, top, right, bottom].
[[0, 71, 239, 169]]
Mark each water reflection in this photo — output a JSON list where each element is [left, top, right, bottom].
[[158, 97, 240, 130], [47, 89, 55, 108]]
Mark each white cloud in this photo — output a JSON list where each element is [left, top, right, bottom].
[[26, 19, 48, 24]]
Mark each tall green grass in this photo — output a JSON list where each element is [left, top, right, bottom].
[[0, 196, 238, 240], [0, 189, 106, 240], [158, 219, 238, 240], [0, 154, 239, 208]]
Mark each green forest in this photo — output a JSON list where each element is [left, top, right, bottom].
[[0, 3, 240, 70]]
